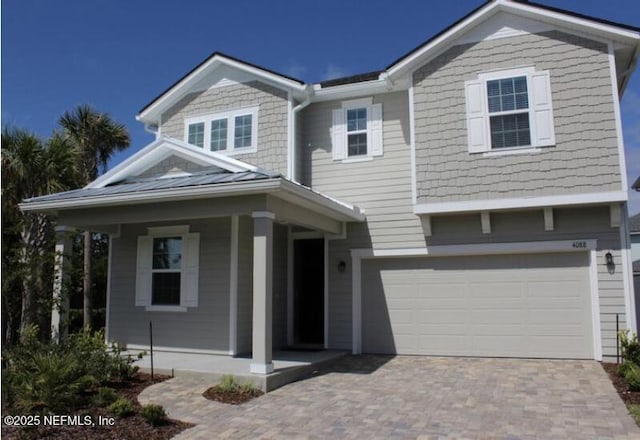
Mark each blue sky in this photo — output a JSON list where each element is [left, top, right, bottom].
[[2, 0, 639, 213]]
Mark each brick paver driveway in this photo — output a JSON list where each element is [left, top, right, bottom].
[[139, 356, 640, 439]]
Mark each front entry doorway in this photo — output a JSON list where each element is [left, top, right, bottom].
[[293, 238, 324, 347]]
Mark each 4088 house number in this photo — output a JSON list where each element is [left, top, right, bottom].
[[572, 241, 587, 249]]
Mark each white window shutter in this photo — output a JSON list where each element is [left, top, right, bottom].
[[370, 103, 383, 157], [182, 233, 200, 307], [332, 108, 346, 160], [465, 79, 489, 153], [530, 70, 555, 147], [135, 236, 153, 306]]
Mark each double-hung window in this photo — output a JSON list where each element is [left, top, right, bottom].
[[151, 237, 182, 306], [136, 226, 200, 312], [185, 107, 258, 155], [465, 67, 555, 154], [347, 108, 368, 156], [332, 97, 383, 162]]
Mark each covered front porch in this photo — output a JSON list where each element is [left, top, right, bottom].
[[19, 138, 364, 383], [127, 349, 347, 391]]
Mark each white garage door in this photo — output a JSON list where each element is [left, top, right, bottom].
[[362, 252, 593, 359]]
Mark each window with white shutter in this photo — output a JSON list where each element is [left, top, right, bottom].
[[135, 225, 199, 312], [332, 97, 383, 162], [465, 67, 555, 155]]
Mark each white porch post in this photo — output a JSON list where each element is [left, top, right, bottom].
[[250, 211, 275, 374], [52, 226, 75, 342]]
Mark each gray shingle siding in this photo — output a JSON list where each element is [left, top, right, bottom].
[[161, 80, 289, 175], [413, 31, 620, 204]]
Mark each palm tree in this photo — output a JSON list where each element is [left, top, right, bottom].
[[59, 105, 130, 329], [2, 128, 79, 342]]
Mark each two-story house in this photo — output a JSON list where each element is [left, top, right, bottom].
[[22, 0, 640, 374]]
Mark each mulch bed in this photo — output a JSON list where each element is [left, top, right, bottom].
[[2, 373, 193, 440], [602, 362, 640, 405], [202, 386, 263, 405]]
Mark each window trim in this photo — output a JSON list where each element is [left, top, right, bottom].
[[332, 97, 383, 162], [136, 225, 198, 313], [346, 106, 369, 157], [465, 66, 555, 156], [184, 106, 259, 155]]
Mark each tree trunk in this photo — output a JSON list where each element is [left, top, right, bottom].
[[83, 230, 92, 329]]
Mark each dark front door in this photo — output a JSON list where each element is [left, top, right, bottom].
[[293, 238, 324, 346]]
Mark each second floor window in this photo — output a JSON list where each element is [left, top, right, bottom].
[[347, 108, 368, 156], [465, 67, 555, 155], [332, 97, 383, 162], [185, 106, 258, 155], [487, 76, 531, 149]]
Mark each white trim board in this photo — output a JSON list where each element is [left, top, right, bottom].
[[414, 191, 628, 215], [351, 239, 602, 360]]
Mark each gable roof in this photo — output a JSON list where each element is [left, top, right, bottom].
[[137, 52, 308, 124], [633, 176, 640, 191], [87, 136, 258, 189], [385, 0, 640, 81], [318, 0, 639, 92]]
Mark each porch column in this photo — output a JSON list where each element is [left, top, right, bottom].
[[52, 226, 75, 342], [250, 211, 274, 374]]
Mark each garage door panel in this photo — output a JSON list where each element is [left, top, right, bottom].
[[362, 252, 593, 359]]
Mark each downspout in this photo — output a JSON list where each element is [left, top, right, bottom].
[[289, 85, 314, 183], [143, 122, 160, 139]]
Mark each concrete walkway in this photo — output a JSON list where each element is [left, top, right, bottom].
[[138, 355, 640, 439]]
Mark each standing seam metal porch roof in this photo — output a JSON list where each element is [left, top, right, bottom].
[[22, 168, 278, 204]]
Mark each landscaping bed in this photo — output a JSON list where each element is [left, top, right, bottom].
[[2, 373, 192, 440], [602, 362, 640, 426], [202, 375, 263, 405]]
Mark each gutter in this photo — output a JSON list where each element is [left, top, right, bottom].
[[20, 177, 365, 222]]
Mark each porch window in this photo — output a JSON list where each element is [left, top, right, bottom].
[[136, 226, 200, 312], [151, 237, 182, 306]]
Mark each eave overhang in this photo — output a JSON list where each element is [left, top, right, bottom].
[[20, 178, 365, 224]]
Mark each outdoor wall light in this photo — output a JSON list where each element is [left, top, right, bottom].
[[605, 252, 614, 266], [338, 261, 346, 273]]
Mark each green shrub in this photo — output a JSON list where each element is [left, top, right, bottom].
[[217, 375, 238, 393], [140, 404, 167, 426], [238, 381, 260, 395], [619, 330, 640, 365], [618, 360, 634, 377], [90, 387, 118, 408], [2, 326, 143, 415], [108, 397, 135, 417], [624, 362, 640, 392], [6, 350, 91, 413]]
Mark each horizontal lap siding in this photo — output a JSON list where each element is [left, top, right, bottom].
[[413, 31, 620, 204], [302, 92, 424, 349], [108, 219, 231, 351], [161, 81, 289, 175]]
